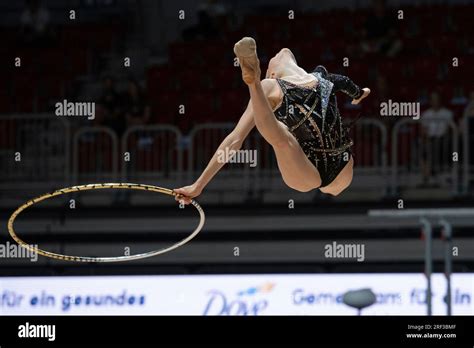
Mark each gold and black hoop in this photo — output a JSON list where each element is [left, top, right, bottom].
[[7, 183, 205, 262]]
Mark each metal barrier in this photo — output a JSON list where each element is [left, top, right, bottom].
[[246, 129, 280, 193], [348, 118, 388, 192], [1, 115, 465, 204], [187, 120, 390, 196], [72, 127, 119, 184], [391, 117, 459, 195], [121, 125, 183, 186], [188, 123, 253, 196], [0, 113, 70, 196], [242, 119, 389, 194], [462, 114, 474, 194]]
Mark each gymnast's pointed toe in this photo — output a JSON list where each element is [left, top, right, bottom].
[[233, 37, 257, 58], [233, 37, 261, 85]]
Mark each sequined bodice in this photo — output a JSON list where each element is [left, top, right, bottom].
[[274, 72, 352, 156]]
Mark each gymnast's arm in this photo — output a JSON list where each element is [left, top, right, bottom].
[[173, 101, 256, 204], [325, 72, 370, 105]]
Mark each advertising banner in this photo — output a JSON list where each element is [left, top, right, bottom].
[[1, 274, 472, 315]]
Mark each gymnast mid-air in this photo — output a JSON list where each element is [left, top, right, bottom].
[[175, 37, 370, 204]]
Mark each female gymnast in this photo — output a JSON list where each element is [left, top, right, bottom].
[[174, 37, 370, 204]]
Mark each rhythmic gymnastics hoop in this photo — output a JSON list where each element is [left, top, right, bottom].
[[7, 183, 205, 263]]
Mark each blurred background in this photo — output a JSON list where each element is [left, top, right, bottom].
[[0, 0, 473, 315]]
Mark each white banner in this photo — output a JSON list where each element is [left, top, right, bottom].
[[0, 274, 472, 315]]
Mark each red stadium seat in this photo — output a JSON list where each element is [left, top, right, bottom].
[[412, 59, 440, 82], [398, 86, 419, 101], [427, 35, 458, 56], [153, 91, 184, 124], [208, 67, 240, 90], [296, 41, 324, 68], [318, 15, 345, 37], [185, 92, 215, 122], [344, 62, 368, 83], [0, 119, 16, 148], [169, 42, 202, 66], [12, 73, 37, 111], [38, 48, 66, 73], [176, 69, 206, 90], [200, 42, 231, 67], [64, 46, 89, 75], [147, 66, 176, 94], [214, 89, 247, 122], [376, 59, 404, 79], [40, 75, 64, 97], [419, 14, 444, 35], [0, 93, 13, 114]]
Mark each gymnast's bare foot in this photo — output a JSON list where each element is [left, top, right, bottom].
[[351, 88, 371, 105], [233, 37, 261, 85]]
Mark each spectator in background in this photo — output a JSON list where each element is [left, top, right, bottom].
[[182, 0, 227, 40], [420, 92, 454, 185], [375, 76, 389, 100], [462, 91, 474, 120], [366, 76, 393, 123], [462, 91, 474, 173], [96, 75, 124, 135], [360, 0, 402, 57], [122, 79, 151, 128], [198, 0, 228, 23], [20, 0, 54, 46]]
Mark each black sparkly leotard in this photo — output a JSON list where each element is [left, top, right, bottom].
[[273, 65, 363, 188]]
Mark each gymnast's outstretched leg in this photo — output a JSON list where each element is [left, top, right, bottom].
[[233, 38, 289, 147], [233, 37, 322, 191]]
